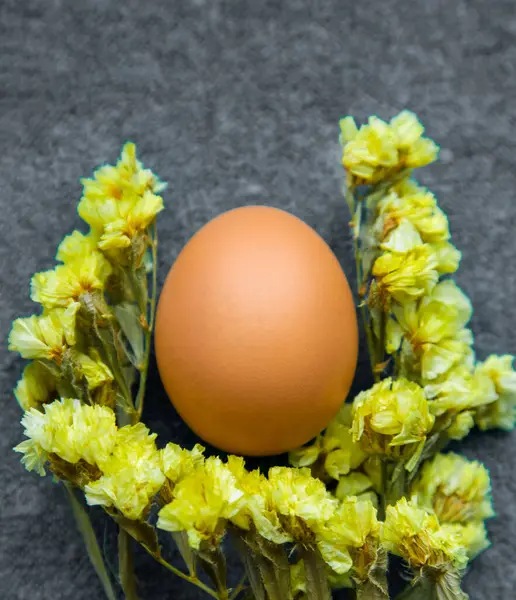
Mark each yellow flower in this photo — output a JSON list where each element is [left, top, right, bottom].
[[351, 378, 434, 470], [411, 453, 494, 523], [289, 405, 367, 480], [160, 442, 205, 484], [430, 242, 461, 275], [340, 112, 438, 186], [335, 472, 374, 500], [440, 521, 490, 561], [70, 349, 114, 390], [85, 423, 165, 520], [80, 142, 166, 206], [426, 364, 497, 416], [267, 467, 338, 540], [446, 411, 475, 441], [390, 111, 439, 168], [316, 497, 380, 581], [14, 398, 118, 472], [31, 252, 112, 309], [475, 355, 516, 431], [14, 361, 57, 411], [371, 245, 438, 306], [381, 498, 467, 570], [376, 183, 450, 244], [8, 305, 78, 362], [98, 190, 164, 250], [386, 280, 474, 381], [56, 230, 99, 263], [156, 457, 243, 549], [226, 457, 292, 544]]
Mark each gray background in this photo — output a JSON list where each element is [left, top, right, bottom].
[[1, 0, 515, 598]]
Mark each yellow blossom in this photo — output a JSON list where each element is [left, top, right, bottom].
[[156, 457, 243, 549], [14, 398, 118, 473], [98, 190, 164, 250], [85, 423, 165, 520], [69, 349, 114, 390], [289, 404, 367, 480], [340, 112, 438, 186], [381, 498, 467, 570], [376, 183, 450, 244], [316, 496, 380, 580], [411, 453, 494, 523], [31, 252, 112, 309], [14, 361, 57, 411], [447, 411, 476, 441], [227, 457, 292, 544], [371, 245, 438, 306], [474, 355, 516, 431], [80, 142, 166, 206], [351, 378, 434, 470], [56, 230, 99, 263], [8, 305, 78, 362], [267, 467, 338, 540], [440, 521, 490, 561], [335, 472, 374, 500], [386, 280, 474, 381], [160, 442, 205, 484]]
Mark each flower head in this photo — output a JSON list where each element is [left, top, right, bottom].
[[160, 442, 206, 484], [371, 245, 438, 306], [411, 453, 494, 523], [376, 182, 450, 244], [15, 398, 118, 474], [14, 361, 57, 411], [351, 378, 434, 470], [31, 252, 112, 309], [386, 280, 474, 381], [266, 467, 338, 541], [474, 355, 516, 431], [157, 457, 243, 549], [315, 496, 380, 576], [440, 521, 490, 561], [56, 230, 99, 264], [85, 423, 165, 520], [340, 112, 438, 186], [381, 498, 467, 570], [8, 306, 78, 362], [289, 404, 367, 480]]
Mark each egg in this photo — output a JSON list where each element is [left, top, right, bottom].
[[155, 206, 358, 456]]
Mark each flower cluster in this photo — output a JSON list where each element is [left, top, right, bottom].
[[9, 120, 514, 600]]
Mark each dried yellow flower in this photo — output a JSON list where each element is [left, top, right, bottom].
[[351, 378, 434, 469], [475, 355, 516, 431], [381, 498, 467, 570], [411, 453, 494, 523]]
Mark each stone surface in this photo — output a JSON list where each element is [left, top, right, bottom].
[[1, 0, 515, 598]]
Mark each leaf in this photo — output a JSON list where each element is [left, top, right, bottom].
[[118, 528, 140, 600], [198, 547, 228, 595], [232, 533, 266, 600], [114, 303, 145, 367], [109, 512, 160, 555], [436, 570, 469, 600], [172, 531, 197, 576], [301, 548, 331, 600], [64, 484, 117, 600]]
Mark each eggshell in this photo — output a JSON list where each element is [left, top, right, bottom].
[[155, 206, 358, 456]]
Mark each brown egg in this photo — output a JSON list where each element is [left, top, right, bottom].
[[155, 206, 358, 456]]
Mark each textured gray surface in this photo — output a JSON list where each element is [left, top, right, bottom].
[[1, 0, 516, 598]]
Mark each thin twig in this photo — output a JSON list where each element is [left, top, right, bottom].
[[147, 550, 219, 599], [135, 223, 158, 421], [229, 575, 248, 600]]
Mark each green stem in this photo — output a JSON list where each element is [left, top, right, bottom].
[[347, 189, 377, 380], [135, 223, 158, 422], [229, 575, 248, 600], [147, 549, 219, 598], [64, 484, 117, 600], [118, 528, 140, 600]]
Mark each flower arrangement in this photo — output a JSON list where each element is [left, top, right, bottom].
[[9, 113, 515, 600]]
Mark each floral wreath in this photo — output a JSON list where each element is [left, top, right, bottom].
[[9, 112, 515, 600]]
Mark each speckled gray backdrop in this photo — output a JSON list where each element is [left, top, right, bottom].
[[1, 0, 515, 598]]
